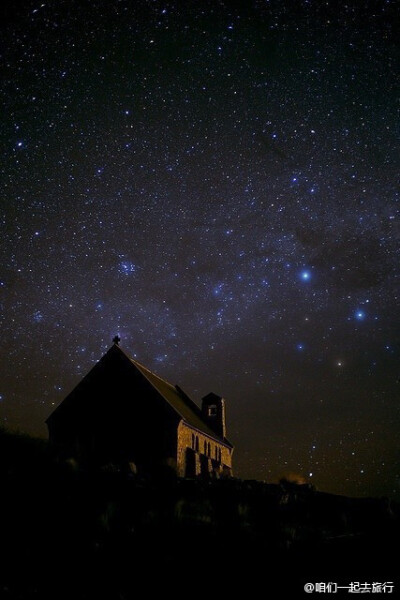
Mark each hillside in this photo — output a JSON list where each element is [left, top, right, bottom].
[[0, 428, 398, 598]]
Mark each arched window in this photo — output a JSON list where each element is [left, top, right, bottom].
[[195, 436, 199, 452], [191, 434, 195, 449], [208, 442, 211, 457], [204, 440, 207, 455]]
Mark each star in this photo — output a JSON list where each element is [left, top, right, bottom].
[[300, 270, 312, 281], [119, 261, 137, 275]]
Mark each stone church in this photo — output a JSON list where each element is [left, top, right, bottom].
[[46, 339, 233, 478]]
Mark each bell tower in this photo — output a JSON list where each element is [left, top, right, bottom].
[[201, 392, 226, 439]]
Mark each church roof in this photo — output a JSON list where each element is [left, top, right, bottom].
[[123, 347, 233, 448], [47, 343, 233, 448]]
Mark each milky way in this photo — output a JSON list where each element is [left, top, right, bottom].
[[1, 0, 399, 498]]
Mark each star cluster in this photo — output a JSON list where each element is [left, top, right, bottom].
[[1, 0, 399, 498]]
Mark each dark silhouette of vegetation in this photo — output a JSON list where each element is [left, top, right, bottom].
[[0, 427, 398, 598]]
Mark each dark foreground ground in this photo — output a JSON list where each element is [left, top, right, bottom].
[[0, 428, 398, 599]]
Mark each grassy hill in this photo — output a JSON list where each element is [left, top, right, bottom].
[[0, 427, 398, 598]]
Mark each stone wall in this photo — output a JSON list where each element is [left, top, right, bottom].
[[177, 421, 233, 478]]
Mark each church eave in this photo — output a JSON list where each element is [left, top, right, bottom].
[[179, 419, 234, 449]]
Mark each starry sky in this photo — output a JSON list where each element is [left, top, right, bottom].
[[1, 0, 399, 498]]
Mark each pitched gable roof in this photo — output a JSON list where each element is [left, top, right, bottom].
[[119, 346, 233, 448], [47, 343, 233, 449]]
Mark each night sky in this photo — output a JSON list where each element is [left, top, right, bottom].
[[1, 0, 399, 499]]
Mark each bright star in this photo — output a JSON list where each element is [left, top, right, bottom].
[[300, 270, 311, 281], [119, 261, 136, 275], [33, 310, 44, 323]]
